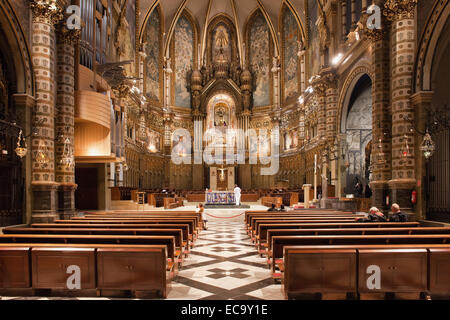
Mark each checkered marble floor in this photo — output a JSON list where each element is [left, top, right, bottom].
[[0, 221, 285, 300], [169, 221, 284, 300]]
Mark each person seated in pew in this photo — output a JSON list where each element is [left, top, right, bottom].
[[356, 207, 387, 222], [267, 203, 277, 212], [278, 204, 286, 212], [390, 203, 408, 222], [196, 203, 208, 230]]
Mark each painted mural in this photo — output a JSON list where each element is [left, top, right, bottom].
[[114, 0, 136, 74], [212, 23, 231, 62], [249, 12, 270, 107], [308, 0, 320, 77], [174, 16, 194, 108], [144, 8, 160, 101], [284, 129, 298, 150], [283, 8, 299, 101]]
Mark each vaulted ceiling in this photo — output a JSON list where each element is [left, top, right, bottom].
[[138, 0, 310, 58]]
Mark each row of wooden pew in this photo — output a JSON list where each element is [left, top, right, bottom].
[[0, 210, 203, 298], [244, 209, 450, 299]]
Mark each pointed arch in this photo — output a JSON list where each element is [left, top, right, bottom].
[[0, 0, 34, 96], [206, 14, 239, 67]]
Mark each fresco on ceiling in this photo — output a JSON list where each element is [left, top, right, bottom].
[[144, 8, 160, 101], [249, 12, 270, 107], [174, 15, 194, 108], [308, 0, 320, 77], [283, 8, 299, 101], [212, 23, 232, 62]]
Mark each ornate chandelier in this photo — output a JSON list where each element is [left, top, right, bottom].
[[15, 129, 27, 158], [420, 131, 435, 160], [35, 139, 49, 166], [60, 137, 74, 168]]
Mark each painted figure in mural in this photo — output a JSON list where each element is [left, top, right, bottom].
[[115, 0, 134, 75]]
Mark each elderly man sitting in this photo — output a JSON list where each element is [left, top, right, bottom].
[[356, 207, 387, 222], [390, 203, 408, 222]]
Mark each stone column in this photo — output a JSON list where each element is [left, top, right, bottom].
[[192, 111, 204, 190], [312, 79, 327, 146], [13, 94, 36, 224], [411, 91, 434, 220], [303, 184, 312, 208], [163, 113, 172, 188], [341, 0, 347, 40], [30, 1, 63, 223], [351, 0, 357, 31], [324, 70, 338, 145], [384, 0, 417, 213], [366, 9, 392, 212], [55, 23, 80, 220]]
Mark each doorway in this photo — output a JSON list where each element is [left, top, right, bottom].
[[75, 167, 98, 210]]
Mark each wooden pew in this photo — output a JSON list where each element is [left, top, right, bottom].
[[283, 245, 450, 300], [0, 234, 179, 275], [250, 218, 358, 240], [271, 234, 450, 277], [0, 244, 168, 298], [247, 214, 358, 230], [70, 216, 200, 232], [246, 214, 360, 235], [32, 223, 192, 250], [257, 222, 420, 253], [3, 227, 187, 262], [53, 219, 198, 241], [245, 211, 357, 227], [265, 227, 450, 257], [244, 210, 355, 225]]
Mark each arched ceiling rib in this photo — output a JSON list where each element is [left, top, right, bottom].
[[138, 0, 308, 62]]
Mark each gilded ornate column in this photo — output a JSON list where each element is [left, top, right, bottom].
[[192, 109, 205, 190], [384, 0, 418, 214], [163, 113, 173, 188], [30, 0, 63, 223], [366, 8, 392, 212], [312, 78, 327, 146], [55, 22, 80, 219]]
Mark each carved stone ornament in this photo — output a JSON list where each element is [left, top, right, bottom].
[[383, 0, 418, 21], [365, 27, 389, 42], [30, 0, 64, 25], [56, 21, 81, 44]]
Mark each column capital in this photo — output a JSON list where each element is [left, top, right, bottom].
[[411, 91, 434, 106], [13, 93, 36, 108], [319, 68, 338, 89], [56, 21, 81, 45], [383, 0, 417, 21], [30, 0, 64, 25], [365, 27, 389, 42]]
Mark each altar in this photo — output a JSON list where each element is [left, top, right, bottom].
[[206, 191, 236, 205]]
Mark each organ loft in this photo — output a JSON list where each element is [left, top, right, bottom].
[[0, 0, 448, 302]]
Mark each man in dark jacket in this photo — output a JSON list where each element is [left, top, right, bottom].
[[390, 203, 408, 222], [356, 207, 387, 222]]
